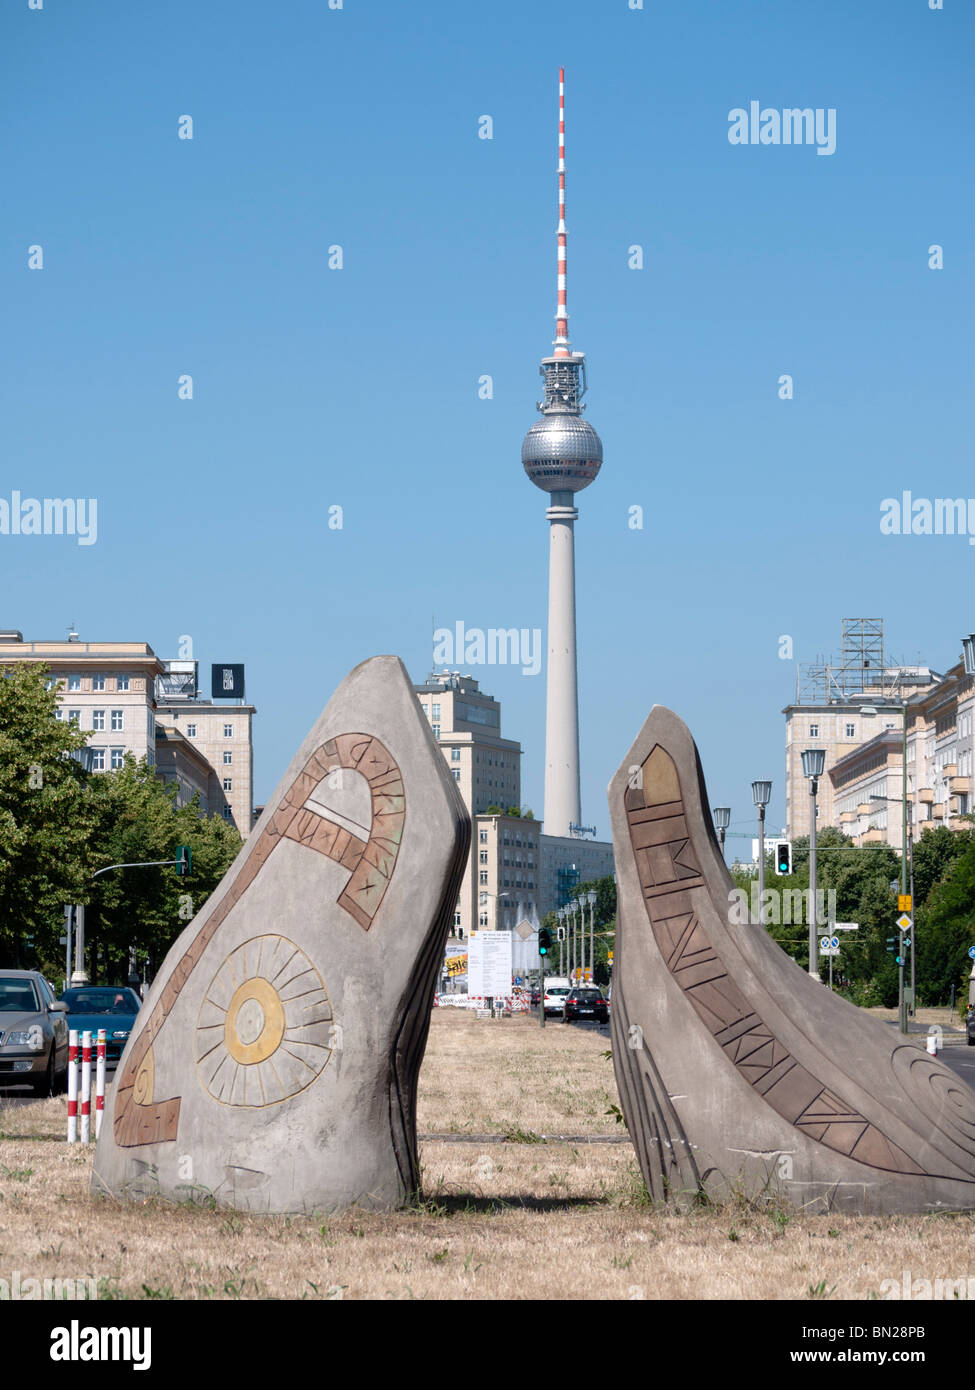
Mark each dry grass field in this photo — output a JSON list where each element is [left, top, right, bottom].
[[1, 1010, 975, 1300]]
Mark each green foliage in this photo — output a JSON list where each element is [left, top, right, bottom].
[[84, 757, 241, 983], [914, 840, 975, 1006], [912, 824, 975, 906], [0, 662, 241, 981], [0, 664, 95, 965]]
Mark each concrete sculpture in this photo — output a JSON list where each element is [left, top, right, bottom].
[[92, 656, 470, 1212], [610, 705, 975, 1214]]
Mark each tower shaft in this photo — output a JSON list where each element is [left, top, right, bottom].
[[544, 498, 581, 837]]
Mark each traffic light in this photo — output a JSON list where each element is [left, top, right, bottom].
[[177, 845, 192, 877], [774, 841, 792, 876], [538, 927, 552, 956]]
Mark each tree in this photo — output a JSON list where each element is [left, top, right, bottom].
[[914, 840, 975, 1006], [82, 757, 241, 984], [912, 824, 974, 907], [0, 664, 95, 966]]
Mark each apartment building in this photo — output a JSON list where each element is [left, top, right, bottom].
[[415, 669, 613, 940], [0, 629, 255, 836]]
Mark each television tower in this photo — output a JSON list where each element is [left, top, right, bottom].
[[522, 68, 603, 839]]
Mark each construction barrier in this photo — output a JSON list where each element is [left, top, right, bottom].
[[66, 1030, 78, 1144], [67, 1028, 106, 1144]]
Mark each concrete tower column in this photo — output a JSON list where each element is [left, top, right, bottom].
[[544, 496, 581, 837]]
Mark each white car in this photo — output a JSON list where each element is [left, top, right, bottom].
[[543, 985, 570, 1017]]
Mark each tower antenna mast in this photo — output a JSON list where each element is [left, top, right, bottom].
[[555, 66, 570, 359]]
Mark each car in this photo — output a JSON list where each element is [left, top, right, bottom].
[[967, 1008, 975, 1046], [543, 978, 571, 1017], [59, 986, 142, 1065], [0, 970, 69, 1095], [564, 987, 609, 1024]]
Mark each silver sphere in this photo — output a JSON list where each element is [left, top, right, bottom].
[[521, 414, 603, 493]]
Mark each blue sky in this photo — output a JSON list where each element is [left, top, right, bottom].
[[3, 0, 973, 845]]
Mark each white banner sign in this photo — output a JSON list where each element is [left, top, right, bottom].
[[467, 931, 513, 998]]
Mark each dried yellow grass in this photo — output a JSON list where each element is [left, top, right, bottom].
[[1, 1010, 974, 1300]]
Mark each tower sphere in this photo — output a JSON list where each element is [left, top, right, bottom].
[[521, 414, 603, 494]]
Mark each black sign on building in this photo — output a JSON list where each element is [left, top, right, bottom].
[[211, 663, 245, 700]]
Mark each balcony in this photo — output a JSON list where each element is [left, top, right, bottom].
[[918, 788, 935, 804], [931, 802, 945, 819], [950, 775, 971, 794], [856, 803, 873, 816], [839, 811, 857, 824], [944, 763, 958, 778], [861, 829, 885, 844]]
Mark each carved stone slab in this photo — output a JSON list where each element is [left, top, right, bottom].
[[92, 656, 470, 1212], [610, 705, 975, 1214]]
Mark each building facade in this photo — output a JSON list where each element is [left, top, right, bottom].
[[415, 669, 614, 944], [0, 630, 255, 836]]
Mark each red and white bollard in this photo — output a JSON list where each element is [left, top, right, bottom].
[[66, 1029, 79, 1144], [95, 1029, 106, 1139], [79, 1031, 92, 1144]]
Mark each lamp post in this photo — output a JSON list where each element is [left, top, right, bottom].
[[801, 748, 826, 981], [751, 780, 772, 927], [586, 888, 596, 981], [572, 898, 582, 983], [713, 807, 731, 861]]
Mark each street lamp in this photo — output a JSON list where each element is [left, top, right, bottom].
[[801, 748, 826, 981], [586, 889, 596, 981], [751, 780, 772, 927], [713, 807, 731, 860]]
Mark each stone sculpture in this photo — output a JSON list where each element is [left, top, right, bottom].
[[92, 655, 470, 1212], [610, 704, 975, 1214]]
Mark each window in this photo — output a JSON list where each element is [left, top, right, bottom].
[[223, 724, 234, 738], [479, 851, 488, 865], [223, 778, 233, 792], [110, 709, 123, 731], [845, 723, 855, 738], [451, 749, 460, 763], [809, 724, 819, 738], [90, 748, 106, 771], [223, 751, 233, 765], [479, 892, 488, 906], [223, 806, 233, 820], [479, 871, 488, 885], [479, 913, 489, 927], [186, 723, 197, 737], [453, 911, 462, 929], [110, 748, 124, 770], [452, 769, 460, 781], [433, 724, 440, 739], [92, 710, 105, 731], [68, 675, 81, 691], [116, 674, 130, 691], [432, 703, 441, 720], [92, 675, 106, 692], [479, 829, 488, 844], [67, 709, 80, 725]]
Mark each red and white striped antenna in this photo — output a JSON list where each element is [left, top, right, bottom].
[[554, 66, 570, 358]]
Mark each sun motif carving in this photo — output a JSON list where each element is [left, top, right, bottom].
[[196, 935, 334, 1108]]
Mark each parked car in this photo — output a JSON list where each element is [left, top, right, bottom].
[[59, 986, 142, 1065], [564, 988, 609, 1024], [0, 970, 69, 1095]]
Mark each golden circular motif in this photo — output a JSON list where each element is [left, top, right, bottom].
[[196, 934, 334, 1108], [132, 1048, 154, 1105], [224, 977, 286, 1065]]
